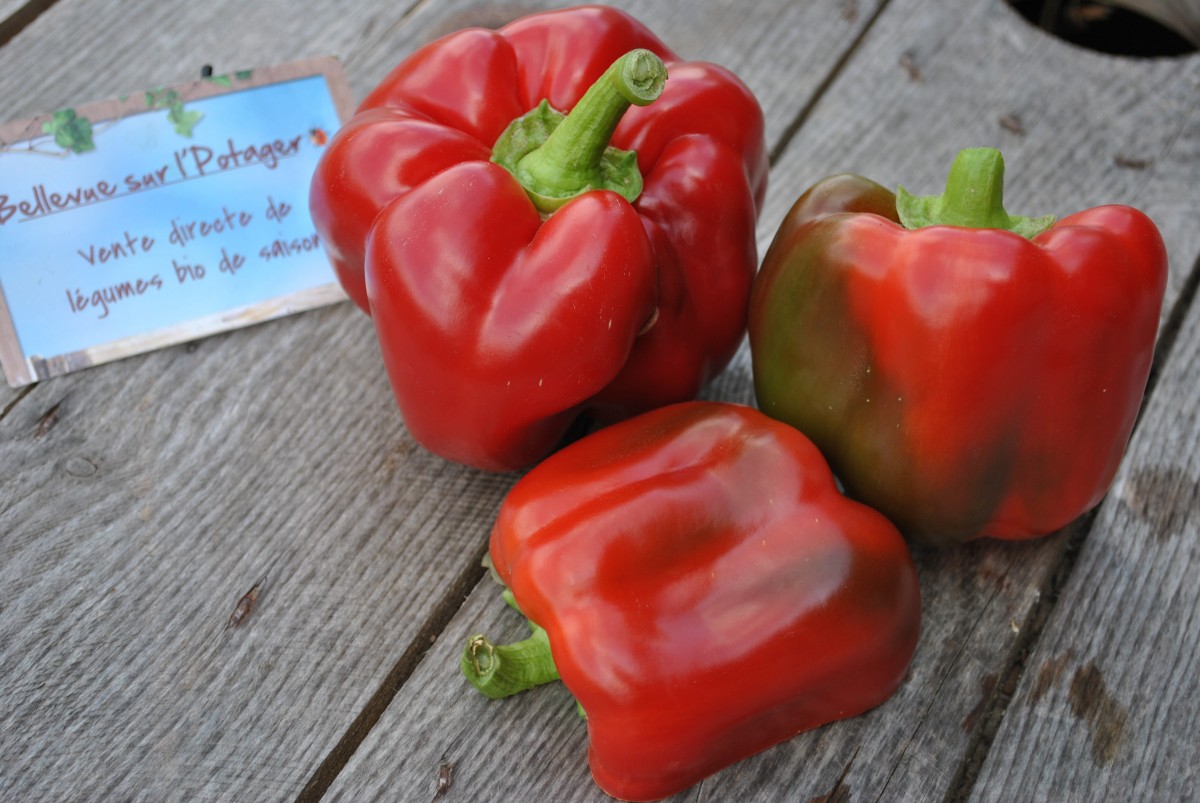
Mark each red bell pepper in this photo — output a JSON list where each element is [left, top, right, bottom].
[[309, 6, 766, 471], [749, 148, 1167, 546], [462, 402, 921, 802]]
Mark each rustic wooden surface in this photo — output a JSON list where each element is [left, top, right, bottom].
[[0, 1, 1196, 801]]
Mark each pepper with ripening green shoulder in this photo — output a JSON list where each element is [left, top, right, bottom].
[[750, 147, 1167, 547]]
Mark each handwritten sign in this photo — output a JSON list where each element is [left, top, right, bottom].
[[0, 57, 353, 387]]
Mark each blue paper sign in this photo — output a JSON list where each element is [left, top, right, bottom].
[[0, 57, 353, 386]]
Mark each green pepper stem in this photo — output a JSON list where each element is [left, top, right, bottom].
[[493, 49, 667, 213], [519, 49, 664, 190], [461, 622, 560, 700], [895, 147, 1055, 238]]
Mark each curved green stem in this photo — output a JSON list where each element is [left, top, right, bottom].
[[518, 49, 664, 190], [492, 49, 667, 213], [461, 620, 560, 699], [896, 147, 1055, 238]]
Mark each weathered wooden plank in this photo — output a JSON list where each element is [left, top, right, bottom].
[[0, 0, 425, 120], [0, 302, 518, 800], [327, 0, 1200, 801], [0, 0, 37, 25], [968, 287, 1200, 800]]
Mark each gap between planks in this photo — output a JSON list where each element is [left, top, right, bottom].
[[0, 0, 58, 48], [942, 246, 1200, 802], [295, 538, 491, 803], [767, 0, 895, 166], [341, 0, 435, 75], [0, 384, 35, 421]]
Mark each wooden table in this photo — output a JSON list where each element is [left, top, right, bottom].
[[2, 1, 1197, 800]]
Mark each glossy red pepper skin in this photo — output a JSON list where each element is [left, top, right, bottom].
[[309, 6, 766, 470], [750, 173, 1168, 547], [489, 402, 920, 802]]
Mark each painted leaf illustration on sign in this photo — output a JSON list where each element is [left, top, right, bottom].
[[41, 109, 95, 154], [146, 88, 203, 138], [206, 70, 252, 90], [168, 106, 203, 137]]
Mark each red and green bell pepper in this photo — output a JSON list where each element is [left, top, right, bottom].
[[309, 6, 767, 471], [750, 147, 1167, 546], [463, 401, 921, 802]]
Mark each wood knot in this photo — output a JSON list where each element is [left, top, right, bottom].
[[64, 456, 99, 478]]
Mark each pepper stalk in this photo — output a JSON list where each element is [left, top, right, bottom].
[[896, 147, 1055, 238], [461, 587, 561, 699], [492, 49, 668, 214], [462, 625, 559, 700]]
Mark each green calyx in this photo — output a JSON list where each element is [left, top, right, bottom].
[[895, 147, 1055, 238], [492, 48, 668, 214]]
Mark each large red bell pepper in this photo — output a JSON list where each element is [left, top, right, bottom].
[[309, 6, 766, 471], [462, 402, 921, 802], [749, 148, 1167, 547]]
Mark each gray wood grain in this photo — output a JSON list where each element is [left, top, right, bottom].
[[0, 0, 33, 26], [347, 0, 884, 157], [0, 303, 516, 800], [968, 284, 1200, 801]]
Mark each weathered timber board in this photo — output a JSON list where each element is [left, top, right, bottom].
[[326, 1, 1200, 801], [0, 0, 888, 800], [0, 302, 518, 800], [969, 279, 1200, 799]]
